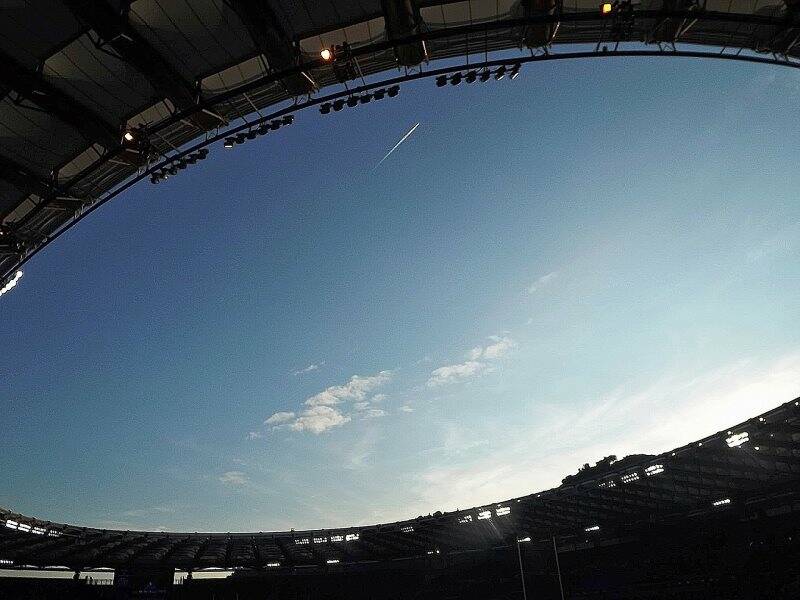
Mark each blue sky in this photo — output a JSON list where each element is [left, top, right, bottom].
[[2, 56, 800, 532]]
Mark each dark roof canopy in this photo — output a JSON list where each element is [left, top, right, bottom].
[[1, 0, 800, 280], [1, 397, 798, 571]]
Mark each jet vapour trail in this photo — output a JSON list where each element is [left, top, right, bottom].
[[375, 122, 420, 169]]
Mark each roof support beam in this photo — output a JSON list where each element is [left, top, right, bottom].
[[0, 52, 117, 147], [382, 0, 427, 66], [0, 155, 56, 202], [224, 0, 316, 96], [63, 0, 223, 130]]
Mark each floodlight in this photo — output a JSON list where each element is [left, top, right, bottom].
[[0, 270, 23, 298], [510, 64, 521, 80], [465, 71, 477, 83], [246, 130, 257, 140], [479, 70, 491, 82], [601, 2, 613, 13], [150, 174, 159, 184], [224, 137, 235, 148], [320, 48, 333, 61], [359, 94, 372, 104], [282, 115, 294, 125], [333, 99, 345, 111], [176, 159, 187, 169], [168, 165, 178, 176], [436, 75, 447, 87], [123, 131, 135, 142], [235, 133, 246, 144], [450, 72, 462, 86], [373, 88, 386, 100], [320, 103, 332, 114], [494, 66, 506, 80], [270, 120, 281, 130], [347, 96, 359, 107], [387, 85, 400, 97]]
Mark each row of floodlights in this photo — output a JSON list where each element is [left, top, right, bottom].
[[223, 115, 295, 149], [0, 270, 22, 298], [436, 64, 520, 88], [0, 559, 12, 566], [319, 86, 400, 114], [599, 464, 665, 488], [150, 149, 209, 184], [3, 520, 58, 537], [458, 506, 510, 524], [726, 431, 749, 448], [296, 532, 359, 545]]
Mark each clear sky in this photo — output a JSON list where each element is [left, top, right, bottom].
[[1, 56, 799, 533]]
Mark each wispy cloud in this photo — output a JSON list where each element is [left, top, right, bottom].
[[264, 411, 295, 426], [526, 271, 558, 295], [428, 360, 488, 387], [292, 362, 325, 376], [256, 371, 394, 436], [428, 336, 515, 387], [399, 405, 414, 413], [408, 352, 800, 515], [305, 371, 393, 407], [219, 471, 249, 486], [290, 405, 351, 434]]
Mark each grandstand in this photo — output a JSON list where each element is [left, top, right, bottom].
[[2, 397, 798, 598]]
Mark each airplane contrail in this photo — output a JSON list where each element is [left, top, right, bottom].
[[375, 122, 420, 169]]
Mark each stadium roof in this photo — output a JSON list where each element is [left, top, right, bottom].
[[1, 397, 798, 571], [2, 0, 800, 282]]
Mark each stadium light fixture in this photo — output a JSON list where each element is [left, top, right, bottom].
[[235, 133, 247, 144], [436, 75, 448, 87], [246, 130, 257, 140], [266, 562, 280, 568], [282, 115, 294, 126], [601, 2, 613, 14], [326, 559, 340, 564], [400, 525, 414, 533], [359, 94, 372, 104], [510, 64, 521, 80], [320, 48, 333, 61], [224, 137, 235, 148], [494, 66, 506, 80], [333, 99, 345, 111], [347, 96, 359, 107], [496, 506, 511, 516], [450, 72, 462, 86], [387, 85, 400, 97], [465, 71, 477, 83], [373, 88, 386, 100], [584, 525, 600, 532], [517, 537, 531, 543], [477, 510, 492, 520], [320, 103, 332, 114], [726, 432, 749, 448], [123, 131, 135, 142], [645, 464, 664, 476], [0, 559, 12, 566], [0, 270, 24, 298], [479, 70, 491, 83], [712, 498, 731, 507]]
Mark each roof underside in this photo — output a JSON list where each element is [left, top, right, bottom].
[[1, 0, 800, 277], [1, 397, 798, 570]]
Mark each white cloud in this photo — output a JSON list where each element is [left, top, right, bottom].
[[219, 471, 249, 486], [353, 401, 370, 411], [290, 406, 351, 434], [361, 408, 387, 419], [265, 411, 295, 426], [371, 393, 387, 403], [526, 271, 558, 294], [481, 336, 515, 360], [399, 405, 414, 413], [247, 431, 263, 440], [429, 336, 515, 386], [292, 362, 325, 376], [305, 371, 392, 407], [427, 360, 487, 387]]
